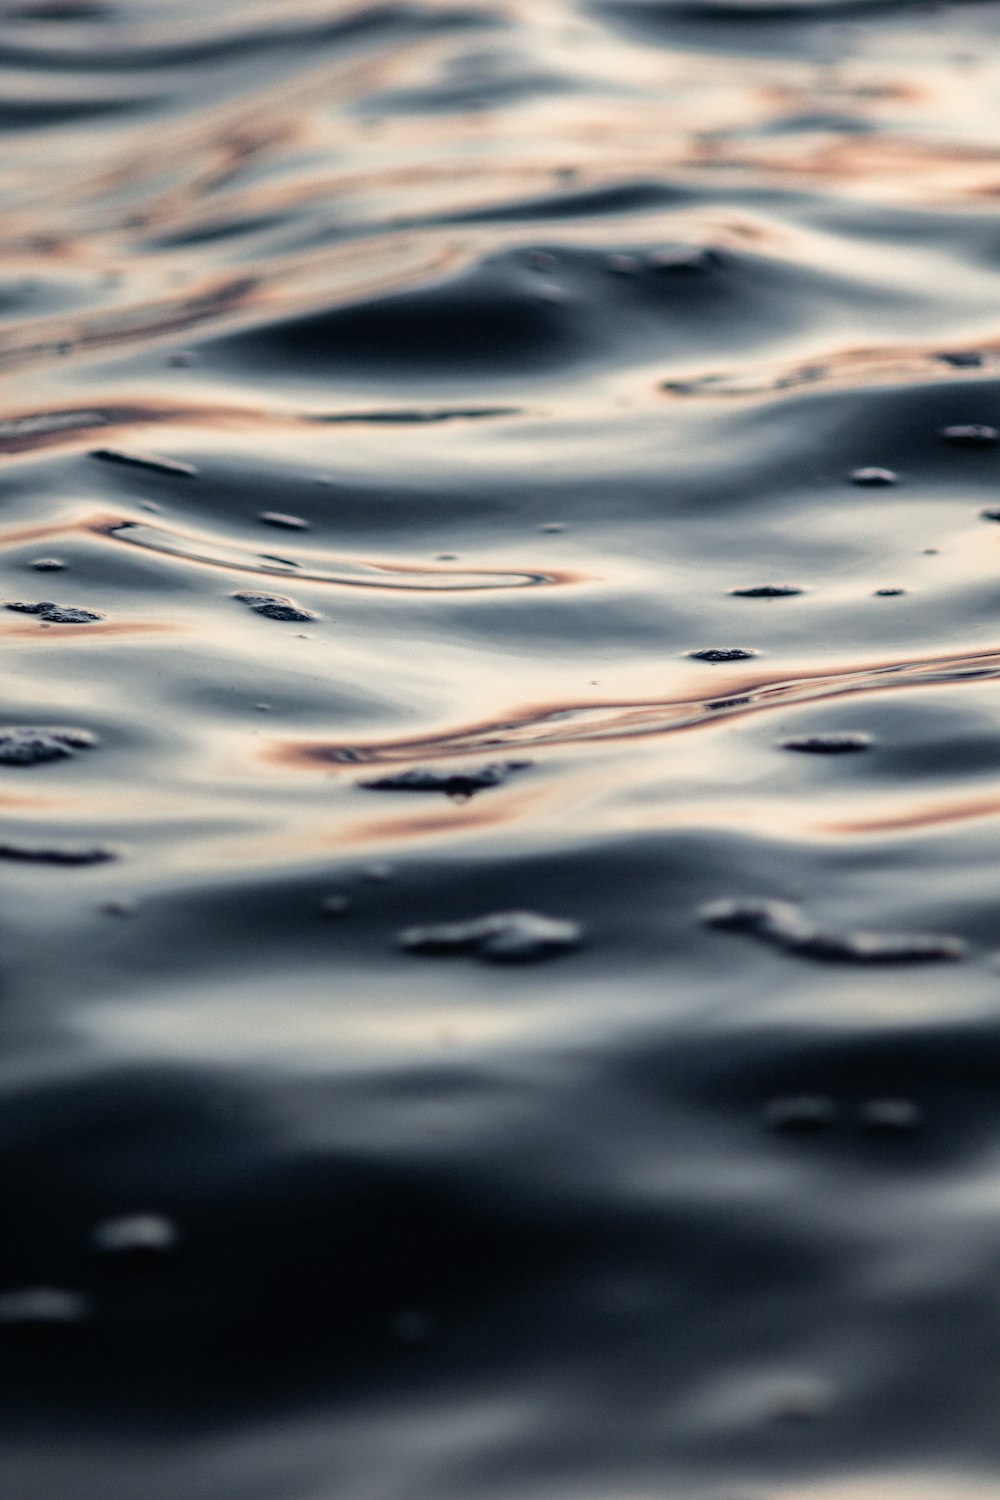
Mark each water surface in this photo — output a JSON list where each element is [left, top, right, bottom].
[[2, 1, 1000, 1496]]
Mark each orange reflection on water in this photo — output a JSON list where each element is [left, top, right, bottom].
[[274, 644, 1000, 766]]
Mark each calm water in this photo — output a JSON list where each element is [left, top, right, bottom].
[[2, 1, 1000, 1496]]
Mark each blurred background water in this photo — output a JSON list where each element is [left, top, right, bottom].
[[2, 0, 1000, 1496]]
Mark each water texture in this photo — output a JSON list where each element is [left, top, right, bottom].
[[3, 1, 1000, 1496]]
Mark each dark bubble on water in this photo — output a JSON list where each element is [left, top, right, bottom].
[[40, 606, 103, 624], [729, 585, 804, 598], [6, 601, 103, 623], [89, 448, 197, 477], [359, 761, 532, 797], [0, 725, 97, 765], [688, 647, 757, 662], [258, 512, 311, 530], [399, 909, 583, 963], [778, 732, 872, 754], [699, 898, 966, 964], [233, 591, 317, 622], [935, 351, 984, 368], [0, 842, 117, 865]]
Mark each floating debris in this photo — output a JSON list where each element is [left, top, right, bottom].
[[92, 1214, 179, 1257], [399, 909, 582, 963], [941, 424, 999, 447], [688, 647, 757, 663], [258, 511, 311, 531], [90, 448, 197, 477], [360, 761, 531, 797], [729, 585, 803, 599], [6, 600, 102, 623], [850, 467, 898, 486], [699, 898, 965, 964], [779, 732, 871, 754], [233, 591, 317, 622], [30, 558, 65, 571], [0, 726, 97, 766], [0, 1287, 91, 1327], [0, 842, 116, 865], [764, 1096, 838, 1133], [874, 587, 906, 596]]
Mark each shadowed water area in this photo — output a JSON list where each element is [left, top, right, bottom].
[[3, 0, 1000, 1496]]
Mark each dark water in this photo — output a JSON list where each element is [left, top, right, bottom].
[[3, 1, 1000, 1496]]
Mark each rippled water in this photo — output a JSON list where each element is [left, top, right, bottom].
[[5, 1, 1000, 1496]]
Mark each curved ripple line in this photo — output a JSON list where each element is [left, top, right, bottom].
[[100, 519, 573, 594], [278, 645, 1000, 763]]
